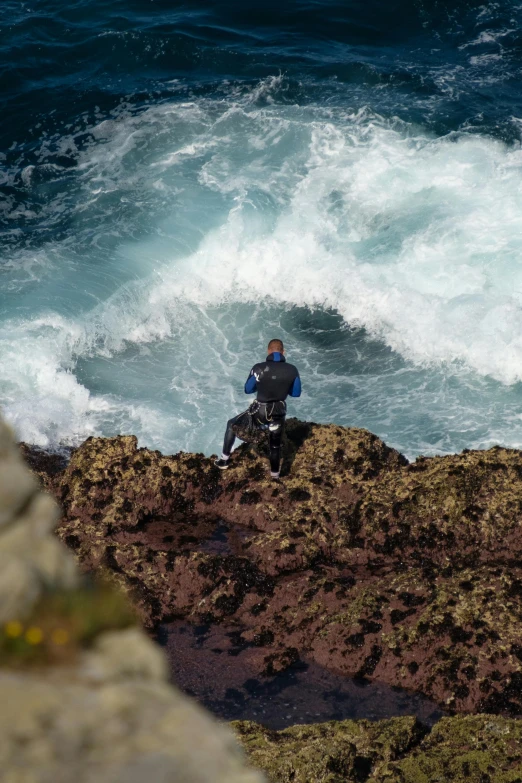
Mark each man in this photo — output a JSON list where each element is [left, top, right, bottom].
[[215, 339, 301, 479]]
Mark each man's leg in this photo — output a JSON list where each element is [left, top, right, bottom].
[[215, 411, 249, 469], [268, 418, 285, 478]]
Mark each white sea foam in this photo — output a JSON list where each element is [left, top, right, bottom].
[[3, 81, 522, 454], [87, 107, 522, 384], [460, 28, 516, 49]]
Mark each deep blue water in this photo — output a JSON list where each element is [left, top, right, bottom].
[[2, 0, 522, 457]]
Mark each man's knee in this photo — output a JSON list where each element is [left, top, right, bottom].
[[268, 419, 284, 441]]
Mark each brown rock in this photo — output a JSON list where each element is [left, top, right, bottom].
[[50, 420, 522, 714]]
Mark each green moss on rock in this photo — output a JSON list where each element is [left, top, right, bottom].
[[381, 715, 522, 782], [235, 715, 522, 783], [233, 716, 422, 782]]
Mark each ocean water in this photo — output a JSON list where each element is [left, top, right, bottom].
[[2, 0, 522, 458]]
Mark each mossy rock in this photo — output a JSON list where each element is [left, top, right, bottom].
[[50, 423, 522, 710], [233, 716, 422, 782], [235, 715, 522, 783], [382, 715, 522, 782]]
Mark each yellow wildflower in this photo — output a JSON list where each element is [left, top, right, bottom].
[[25, 627, 43, 645], [51, 628, 70, 646], [4, 620, 23, 638]]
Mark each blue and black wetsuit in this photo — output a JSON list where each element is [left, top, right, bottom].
[[222, 352, 301, 474]]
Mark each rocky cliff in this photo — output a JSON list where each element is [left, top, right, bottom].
[[31, 419, 522, 717], [13, 417, 522, 781]]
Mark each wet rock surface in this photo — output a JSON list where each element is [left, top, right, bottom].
[[30, 419, 522, 716]]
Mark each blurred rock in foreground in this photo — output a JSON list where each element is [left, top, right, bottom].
[[0, 415, 263, 783]]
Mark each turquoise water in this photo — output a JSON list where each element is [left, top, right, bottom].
[[3, 1, 522, 458]]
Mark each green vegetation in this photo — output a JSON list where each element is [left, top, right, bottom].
[[234, 715, 522, 783], [0, 581, 136, 668]]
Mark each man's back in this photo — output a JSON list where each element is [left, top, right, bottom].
[[245, 351, 301, 403]]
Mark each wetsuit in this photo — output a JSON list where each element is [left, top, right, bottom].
[[221, 352, 301, 474]]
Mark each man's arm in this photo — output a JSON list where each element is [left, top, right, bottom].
[[289, 373, 301, 397], [244, 367, 258, 394]]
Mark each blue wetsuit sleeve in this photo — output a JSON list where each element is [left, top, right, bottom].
[[244, 368, 257, 394], [289, 374, 301, 398]]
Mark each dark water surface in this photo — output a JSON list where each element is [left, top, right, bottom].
[[158, 621, 444, 729]]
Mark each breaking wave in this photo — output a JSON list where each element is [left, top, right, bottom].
[[3, 1, 522, 458]]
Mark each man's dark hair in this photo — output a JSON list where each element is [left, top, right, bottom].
[[268, 338, 284, 353]]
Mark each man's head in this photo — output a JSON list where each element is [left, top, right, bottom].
[[268, 338, 284, 354]]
